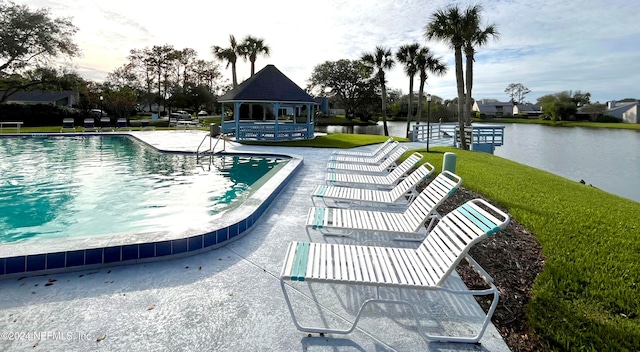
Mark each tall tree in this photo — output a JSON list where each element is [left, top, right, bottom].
[[396, 43, 420, 138], [239, 36, 270, 77], [212, 35, 241, 88], [0, 1, 80, 102], [570, 90, 591, 106], [307, 59, 373, 119], [361, 46, 395, 136], [415, 47, 447, 128], [425, 6, 468, 148], [537, 92, 577, 121], [462, 5, 499, 125], [505, 83, 531, 104], [145, 44, 175, 112]]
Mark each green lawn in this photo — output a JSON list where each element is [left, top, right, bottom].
[[415, 147, 640, 351]]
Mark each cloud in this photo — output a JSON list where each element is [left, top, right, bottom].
[[11, 0, 640, 102]]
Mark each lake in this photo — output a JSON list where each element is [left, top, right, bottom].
[[316, 121, 640, 203]]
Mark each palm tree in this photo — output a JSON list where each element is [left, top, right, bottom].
[[362, 46, 395, 136], [462, 5, 499, 125], [396, 43, 420, 138], [211, 35, 241, 88], [425, 6, 468, 149], [239, 36, 270, 77], [415, 47, 447, 130]]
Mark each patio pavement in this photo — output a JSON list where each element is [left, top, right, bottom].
[[0, 130, 508, 351]]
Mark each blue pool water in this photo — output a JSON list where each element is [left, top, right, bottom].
[[0, 135, 286, 243]]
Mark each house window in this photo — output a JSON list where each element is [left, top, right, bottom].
[[495, 106, 503, 117]]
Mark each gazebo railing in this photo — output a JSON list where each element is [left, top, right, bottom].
[[222, 121, 312, 140]]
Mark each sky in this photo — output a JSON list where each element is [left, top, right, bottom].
[[16, 0, 640, 104]]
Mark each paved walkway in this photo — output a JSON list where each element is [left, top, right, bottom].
[[0, 131, 508, 351]]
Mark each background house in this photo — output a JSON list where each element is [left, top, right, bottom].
[[513, 103, 542, 117], [606, 100, 639, 123], [473, 99, 542, 118], [472, 99, 514, 117]]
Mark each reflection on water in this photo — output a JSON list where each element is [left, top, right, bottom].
[[316, 121, 640, 202]]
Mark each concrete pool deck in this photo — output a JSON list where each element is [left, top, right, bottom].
[[0, 131, 509, 351]]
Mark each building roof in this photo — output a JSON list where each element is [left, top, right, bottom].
[[515, 103, 542, 113], [218, 65, 315, 104], [474, 101, 513, 114], [4, 90, 77, 103]]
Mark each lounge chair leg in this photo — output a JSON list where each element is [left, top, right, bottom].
[[281, 279, 498, 343]]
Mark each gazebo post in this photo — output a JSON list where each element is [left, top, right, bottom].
[[273, 102, 280, 140], [306, 103, 312, 139], [234, 101, 241, 139], [262, 103, 267, 121], [221, 103, 225, 132]]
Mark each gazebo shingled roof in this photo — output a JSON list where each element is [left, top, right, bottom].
[[218, 65, 315, 103]]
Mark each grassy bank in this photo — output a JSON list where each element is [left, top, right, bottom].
[[416, 147, 640, 350]]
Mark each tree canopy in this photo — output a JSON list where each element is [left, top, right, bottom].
[[307, 59, 375, 119], [0, 0, 80, 101], [537, 92, 578, 121], [505, 83, 531, 103]]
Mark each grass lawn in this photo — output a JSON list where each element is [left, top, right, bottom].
[[412, 147, 640, 351]]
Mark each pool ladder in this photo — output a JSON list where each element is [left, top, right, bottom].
[[196, 132, 226, 164]]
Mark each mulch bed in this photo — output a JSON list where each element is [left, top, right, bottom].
[[435, 186, 548, 351]]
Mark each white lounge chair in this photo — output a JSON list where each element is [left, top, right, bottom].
[[281, 198, 510, 343], [331, 137, 394, 158], [99, 117, 114, 132], [326, 146, 408, 175], [325, 152, 423, 189], [309, 170, 462, 240], [82, 118, 98, 132], [330, 141, 400, 165], [60, 118, 76, 132], [116, 118, 131, 131], [312, 162, 435, 209]]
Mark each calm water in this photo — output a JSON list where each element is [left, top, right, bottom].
[[0, 135, 285, 243], [489, 123, 640, 203], [317, 121, 640, 202]]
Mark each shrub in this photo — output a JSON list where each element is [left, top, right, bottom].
[[596, 115, 620, 123], [0, 104, 83, 126]]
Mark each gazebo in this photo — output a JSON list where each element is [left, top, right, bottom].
[[218, 65, 316, 141]]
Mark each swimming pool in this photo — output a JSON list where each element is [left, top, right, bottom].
[[0, 134, 301, 277], [0, 135, 286, 243]]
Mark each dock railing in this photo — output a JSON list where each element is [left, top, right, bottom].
[[413, 123, 505, 154]]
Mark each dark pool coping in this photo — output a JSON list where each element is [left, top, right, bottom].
[[0, 133, 303, 279]]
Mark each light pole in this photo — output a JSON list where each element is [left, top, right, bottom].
[[426, 94, 432, 152], [99, 95, 103, 117]]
